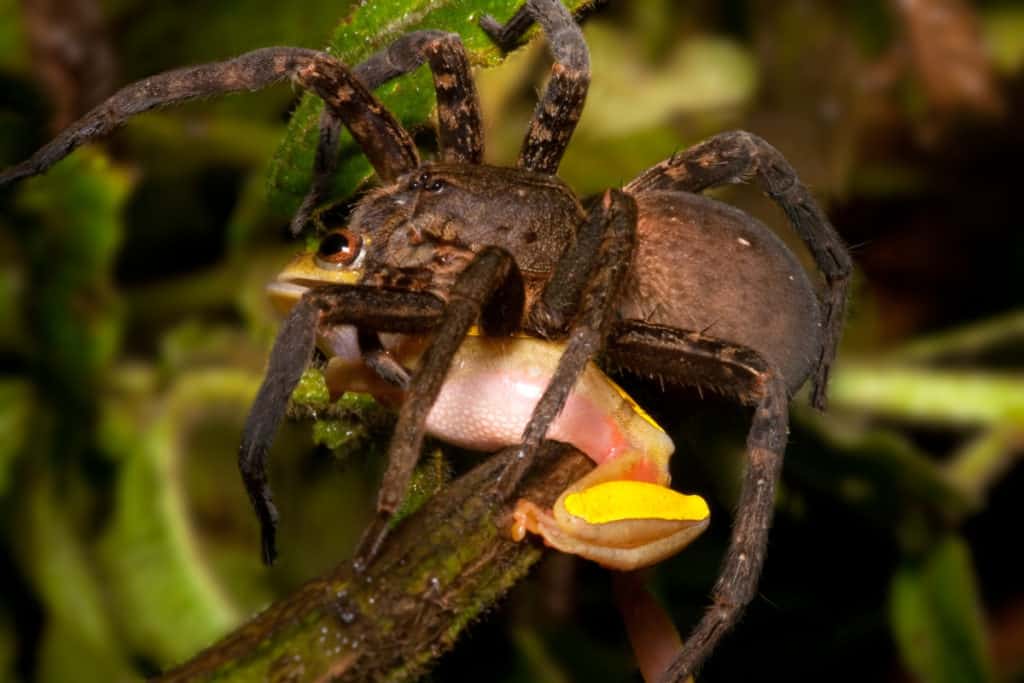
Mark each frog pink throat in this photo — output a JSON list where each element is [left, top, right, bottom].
[[324, 332, 710, 571]]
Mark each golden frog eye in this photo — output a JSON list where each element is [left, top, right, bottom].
[[315, 229, 363, 270]]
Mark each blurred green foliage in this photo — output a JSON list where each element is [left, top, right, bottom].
[[0, 0, 1023, 682], [892, 535, 993, 683]]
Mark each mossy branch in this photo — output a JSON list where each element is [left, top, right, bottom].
[[158, 443, 591, 682]]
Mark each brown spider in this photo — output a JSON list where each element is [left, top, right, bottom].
[[0, 1, 851, 678]]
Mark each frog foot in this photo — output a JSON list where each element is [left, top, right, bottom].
[[511, 455, 709, 571]]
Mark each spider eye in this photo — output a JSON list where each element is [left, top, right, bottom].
[[409, 172, 440, 192], [315, 229, 363, 270]]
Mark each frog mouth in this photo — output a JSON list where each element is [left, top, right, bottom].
[[265, 277, 347, 315], [265, 250, 365, 315], [265, 247, 367, 315], [266, 275, 341, 293], [265, 279, 309, 300]]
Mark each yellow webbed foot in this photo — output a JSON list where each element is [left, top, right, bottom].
[[512, 453, 709, 570]]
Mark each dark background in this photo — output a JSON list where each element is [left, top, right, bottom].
[[0, 0, 1022, 681]]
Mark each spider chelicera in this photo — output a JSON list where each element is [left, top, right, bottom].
[[0, 1, 851, 678]]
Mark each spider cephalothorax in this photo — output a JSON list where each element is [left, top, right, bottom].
[[0, 1, 851, 679], [352, 164, 582, 305]]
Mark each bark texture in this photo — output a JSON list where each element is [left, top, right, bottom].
[[158, 442, 591, 682]]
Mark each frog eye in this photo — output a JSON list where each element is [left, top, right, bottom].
[[315, 229, 363, 270]]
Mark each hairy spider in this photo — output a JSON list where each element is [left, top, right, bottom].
[[0, 1, 851, 679]]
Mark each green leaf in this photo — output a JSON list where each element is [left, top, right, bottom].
[[890, 535, 995, 683], [828, 363, 1024, 427], [575, 25, 756, 137], [982, 5, 1024, 75], [96, 369, 261, 666], [944, 426, 1024, 508], [0, 0, 26, 70], [267, 0, 590, 213], [108, 0, 360, 98], [890, 311, 1024, 364], [35, 619, 134, 683], [13, 473, 131, 679], [16, 150, 130, 431], [0, 380, 32, 497], [552, 23, 756, 193], [790, 409, 973, 541]]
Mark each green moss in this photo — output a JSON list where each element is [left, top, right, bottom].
[[312, 419, 365, 450], [390, 450, 451, 525], [292, 367, 331, 409]]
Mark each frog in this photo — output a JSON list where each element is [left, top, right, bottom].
[[266, 238, 710, 571]]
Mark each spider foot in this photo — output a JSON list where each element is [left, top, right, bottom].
[[352, 510, 393, 573], [260, 522, 279, 566], [810, 364, 831, 412], [479, 14, 525, 51], [493, 447, 535, 499]]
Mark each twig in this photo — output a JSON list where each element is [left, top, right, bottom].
[[158, 442, 592, 682]]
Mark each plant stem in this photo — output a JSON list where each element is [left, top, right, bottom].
[[158, 442, 592, 683]]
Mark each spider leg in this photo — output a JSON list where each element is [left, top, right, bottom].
[[294, 31, 485, 234], [625, 130, 851, 410], [240, 285, 445, 565], [1, 48, 310, 186], [294, 54, 418, 182], [356, 31, 483, 165], [526, 193, 613, 335], [495, 189, 638, 497], [292, 107, 343, 237], [354, 246, 525, 569], [604, 321, 789, 682], [481, 0, 590, 175], [0, 49, 419, 188], [358, 329, 413, 390]]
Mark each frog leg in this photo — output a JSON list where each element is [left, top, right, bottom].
[[512, 450, 710, 571], [613, 571, 687, 683]]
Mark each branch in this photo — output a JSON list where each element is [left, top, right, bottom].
[[158, 442, 592, 682]]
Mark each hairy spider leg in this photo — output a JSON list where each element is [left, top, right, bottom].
[[296, 30, 486, 233], [0, 48, 419, 189], [625, 131, 852, 409], [296, 54, 419, 182], [354, 246, 526, 569], [241, 286, 446, 565], [604, 321, 789, 683], [527, 191, 619, 334], [496, 189, 638, 497], [357, 31, 485, 165], [482, 0, 590, 175], [358, 328, 413, 390], [0, 38, 528, 569]]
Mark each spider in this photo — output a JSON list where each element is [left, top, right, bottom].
[[0, 1, 851, 679]]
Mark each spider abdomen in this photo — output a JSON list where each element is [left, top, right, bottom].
[[620, 190, 822, 393]]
